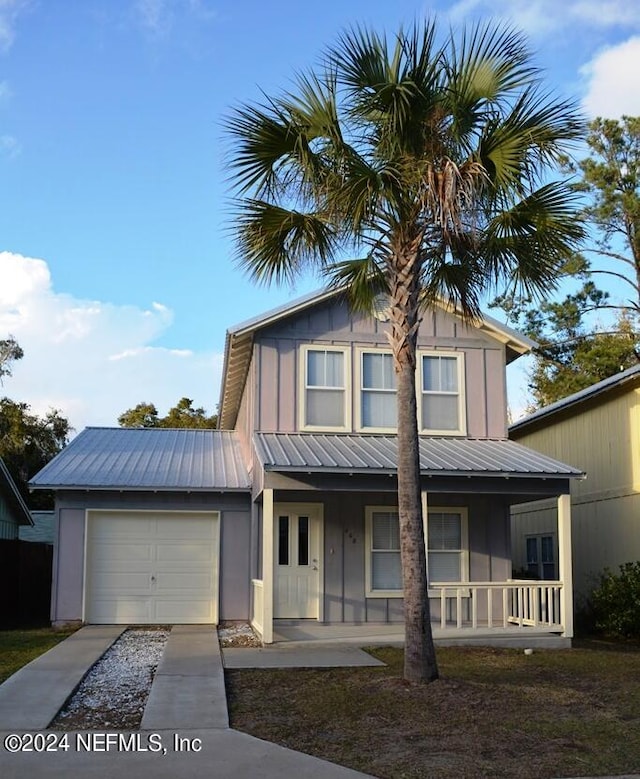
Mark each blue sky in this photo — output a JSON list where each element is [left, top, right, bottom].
[[1, 0, 639, 431]]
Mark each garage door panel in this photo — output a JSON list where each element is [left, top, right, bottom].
[[90, 599, 153, 623], [92, 517, 155, 540], [91, 571, 152, 592], [155, 600, 214, 622], [85, 512, 219, 625], [91, 543, 154, 565], [156, 520, 215, 540], [155, 572, 213, 590], [156, 543, 215, 564]]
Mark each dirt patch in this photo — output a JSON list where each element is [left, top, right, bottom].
[[50, 627, 169, 731]]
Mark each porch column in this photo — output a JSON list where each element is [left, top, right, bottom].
[[557, 493, 573, 639], [421, 489, 429, 566], [262, 488, 274, 644]]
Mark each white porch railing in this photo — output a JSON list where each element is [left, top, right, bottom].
[[250, 579, 264, 638], [431, 580, 563, 631]]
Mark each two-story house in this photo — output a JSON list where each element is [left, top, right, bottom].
[[30, 288, 583, 645]]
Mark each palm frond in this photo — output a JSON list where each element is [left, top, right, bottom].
[[483, 182, 585, 297], [232, 199, 339, 285], [325, 255, 388, 313]]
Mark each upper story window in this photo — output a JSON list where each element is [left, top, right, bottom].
[[358, 349, 397, 431], [419, 352, 466, 435], [300, 345, 350, 431]]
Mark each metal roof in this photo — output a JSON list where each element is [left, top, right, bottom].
[[254, 432, 583, 479], [510, 363, 640, 435], [0, 458, 33, 526], [218, 286, 536, 430], [29, 428, 251, 492]]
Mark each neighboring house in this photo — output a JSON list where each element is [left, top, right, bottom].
[[510, 364, 640, 603], [19, 512, 55, 545], [0, 458, 35, 626], [30, 288, 583, 644], [0, 458, 32, 540]]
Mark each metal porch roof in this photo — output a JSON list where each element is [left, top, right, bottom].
[[29, 427, 251, 492], [254, 433, 583, 479]]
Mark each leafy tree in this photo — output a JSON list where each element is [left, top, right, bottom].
[[225, 21, 583, 682], [0, 397, 71, 509], [118, 397, 217, 429], [0, 336, 24, 381], [117, 402, 160, 428], [496, 285, 639, 407], [494, 117, 640, 408], [571, 116, 640, 311], [161, 397, 218, 428]]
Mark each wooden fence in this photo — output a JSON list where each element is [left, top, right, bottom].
[[0, 540, 53, 627]]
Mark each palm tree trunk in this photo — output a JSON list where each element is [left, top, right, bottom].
[[389, 247, 439, 684]]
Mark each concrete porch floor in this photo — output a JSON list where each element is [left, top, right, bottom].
[[272, 621, 571, 648]]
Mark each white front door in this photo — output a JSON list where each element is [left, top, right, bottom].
[[274, 504, 322, 619]]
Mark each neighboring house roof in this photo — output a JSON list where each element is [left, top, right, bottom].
[[19, 511, 55, 545], [254, 432, 583, 479], [0, 458, 33, 526], [510, 364, 640, 436], [218, 286, 536, 430], [29, 428, 251, 492]]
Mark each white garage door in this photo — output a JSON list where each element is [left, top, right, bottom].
[[85, 511, 220, 624]]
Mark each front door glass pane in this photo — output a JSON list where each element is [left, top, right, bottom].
[[298, 516, 309, 566], [278, 516, 289, 566]]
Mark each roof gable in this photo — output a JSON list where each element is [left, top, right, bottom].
[[219, 286, 535, 430]]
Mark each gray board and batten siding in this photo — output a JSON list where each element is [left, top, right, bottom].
[[263, 490, 513, 625], [237, 295, 513, 442]]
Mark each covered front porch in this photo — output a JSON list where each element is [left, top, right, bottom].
[[250, 487, 574, 646], [248, 433, 582, 647]]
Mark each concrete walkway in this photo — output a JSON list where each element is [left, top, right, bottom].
[[223, 641, 386, 669], [0, 625, 373, 779]]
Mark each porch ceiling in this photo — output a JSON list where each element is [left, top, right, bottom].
[[254, 433, 584, 481]]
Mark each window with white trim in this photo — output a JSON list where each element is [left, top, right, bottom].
[[359, 350, 397, 431], [526, 535, 556, 580], [300, 346, 349, 430], [365, 506, 468, 596], [419, 352, 466, 434], [428, 511, 465, 582]]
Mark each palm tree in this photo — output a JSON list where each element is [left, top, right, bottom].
[[225, 21, 584, 683]]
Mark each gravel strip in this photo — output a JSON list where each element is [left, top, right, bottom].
[[50, 627, 170, 730], [218, 622, 261, 647]]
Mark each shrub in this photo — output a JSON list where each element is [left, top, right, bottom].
[[589, 562, 640, 639]]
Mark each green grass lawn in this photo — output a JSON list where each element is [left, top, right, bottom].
[[0, 626, 77, 684], [226, 641, 640, 779]]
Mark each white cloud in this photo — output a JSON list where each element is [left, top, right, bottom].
[[580, 36, 640, 118], [0, 134, 20, 158], [445, 0, 640, 36], [134, 0, 173, 38], [133, 0, 217, 38], [0, 251, 222, 432], [0, 0, 30, 53]]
